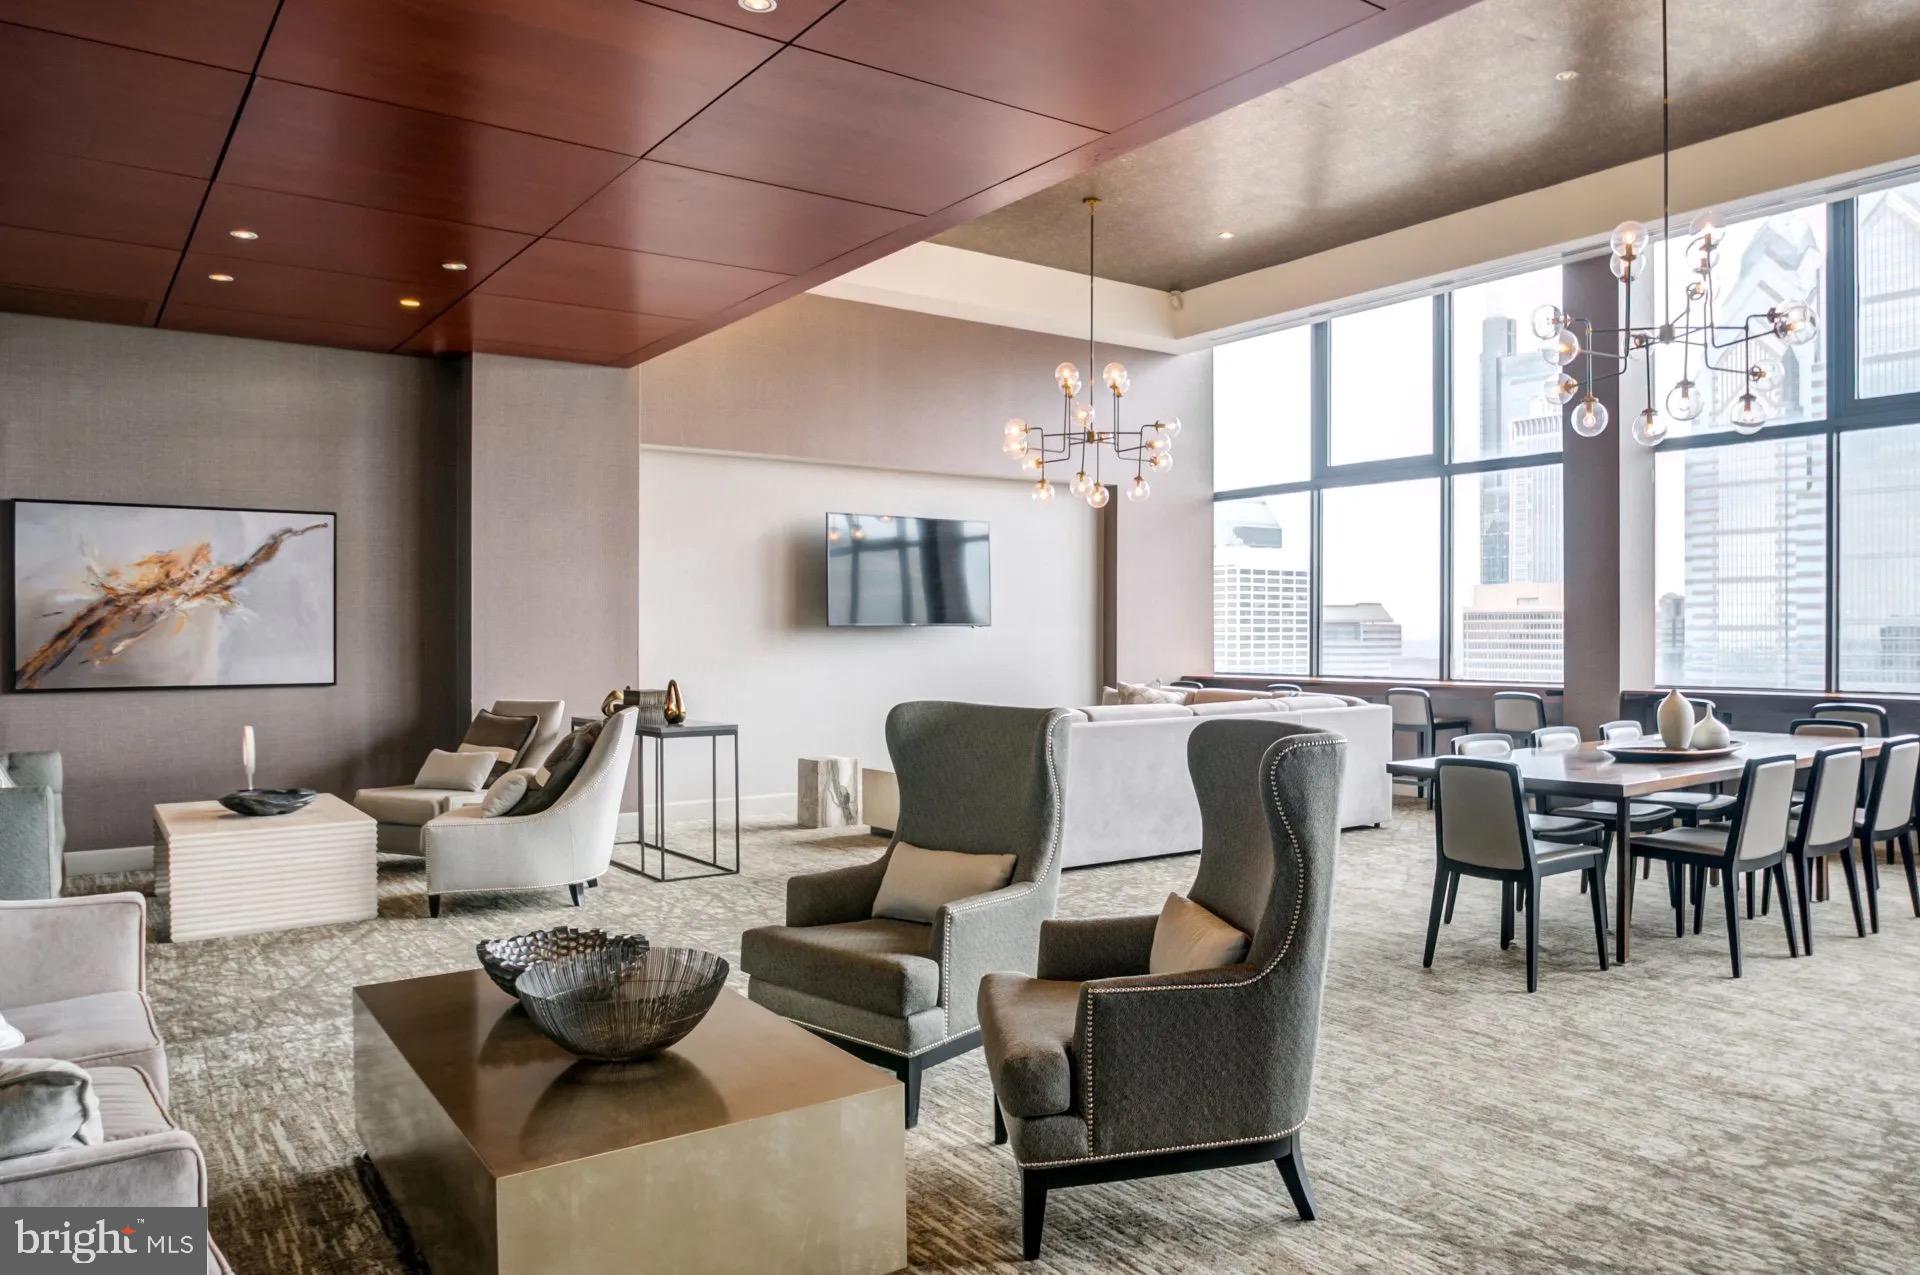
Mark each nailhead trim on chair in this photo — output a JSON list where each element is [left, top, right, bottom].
[[1044, 733, 1342, 1168]]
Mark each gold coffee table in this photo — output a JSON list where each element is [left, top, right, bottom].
[[354, 971, 906, 1274]]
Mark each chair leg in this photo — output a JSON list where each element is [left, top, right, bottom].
[[1500, 881, 1515, 951], [1669, 862, 1685, 937], [993, 1100, 1007, 1146], [1691, 865, 1707, 936], [1838, 847, 1866, 938], [1772, 863, 1799, 957], [1442, 870, 1459, 925], [1642, 856, 1652, 879], [903, 1056, 923, 1129], [1721, 869, 1743, 978], [1423, 863, 1449, 969], [1745, 871, 1756, 920], [1794, 854, 1816, 955], [1903, 833, 1920, 918], [1275, 1131, 1320, 1221], [1860, 837, 1881, 934], [1761, 867, 1773, 916], [1021, 1169, 1048, 1261], [1524, 875, 1541, 993], [427, 893, 441, 918], [568, 882, 585, 907], [1587, 866, 1610, 971], [1816, 855, 1830, 903]]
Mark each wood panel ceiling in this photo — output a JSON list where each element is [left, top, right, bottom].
[[0, 0, 1476, 366]]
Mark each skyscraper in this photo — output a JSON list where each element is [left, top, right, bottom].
[[1213, 501, 1311, 672]]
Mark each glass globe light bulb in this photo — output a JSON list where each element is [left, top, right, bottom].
[[1159, 415, 1183, 439], [1146, 433, 1168, 451], [1685, 281, 1705, 302], [1609, 252, 1635, 282], [1054, 361, 1078, 390], [1127, 475, 1150, 502], [1544, 372, 1579, 406], [1690, 207, 1725, 243], [1730, 393, 1768, 434], [1609, 219, 1647, 257], [1003, 436, 1028, 457], [1773, 302, 1818, 346], [1004, 417, 1028, 438], [1086, 484, 1110, 509], [1630, 406, 1669, 447], [1665, 379, 1703, 422], [1073, 402, 1097, 430], [1530, 304, 1564, 341], [1032, 478, 1054, 503], [1571, 395, 1609, 438], [1749, 354, 1785, 389], [1102, 360, 1128, 388], [1069, 470, 1092, 497], [1149, 451, 1173, 471], [1541, 326, 1581, 367], [1021, 453, 1043, 472]]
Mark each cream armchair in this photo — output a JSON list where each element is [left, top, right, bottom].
[[419, 709, 635, 917], [354, 699, 568, 853]]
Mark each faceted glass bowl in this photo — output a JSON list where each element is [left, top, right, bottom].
[[476, 926, 649, 998], [515, 944, 728, 1062]]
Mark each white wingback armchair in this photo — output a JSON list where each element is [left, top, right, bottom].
[[419, 709, 635, 917]]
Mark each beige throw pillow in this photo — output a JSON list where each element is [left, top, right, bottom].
[[1149, 894, 1251, 975], [1116, 681, 1187, 706], [479, 768, 538, 817], [871, 843, 1017, 924], [414, 748, 496, 792]]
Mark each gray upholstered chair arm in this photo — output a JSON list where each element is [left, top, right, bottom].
[[0, 893, 146, 1004], [1074, 963, 1319, 1159], [1036, 915, 1158, 982], [935, 883, 1054, 1036], [0, 787, 58, 898], [0, 1130, 208, 1206], [785, 855, 891, 927]]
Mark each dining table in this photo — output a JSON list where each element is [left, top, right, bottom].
[[1386, 731, 1888, 962]]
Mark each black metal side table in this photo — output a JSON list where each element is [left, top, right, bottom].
[[610, 719, 740, 882]]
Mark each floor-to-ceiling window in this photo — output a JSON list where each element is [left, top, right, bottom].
[[1651, 181, 1920, 693], [1211, 266, 1565, 681]]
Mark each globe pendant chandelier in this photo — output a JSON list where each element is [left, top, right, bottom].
[[1000, 197, 1181, 506], [1534, 0, 1817, 446]]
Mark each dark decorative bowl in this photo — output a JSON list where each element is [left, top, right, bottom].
[[515, 945, 728, 1062], [476, 926, 649, 998], [218, 787, 317, 817]]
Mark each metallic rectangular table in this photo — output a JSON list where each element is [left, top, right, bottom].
[[354, 973, 905, 1275], [610, 719, 740, 882], [1387, 731, 1888, 963]]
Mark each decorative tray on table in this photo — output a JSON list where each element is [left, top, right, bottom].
[[1597, 742, 1741, 763]]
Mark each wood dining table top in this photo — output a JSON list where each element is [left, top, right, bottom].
[[1386, 731, 1886, 799]]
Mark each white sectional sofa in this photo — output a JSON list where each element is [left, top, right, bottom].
[[1058, 692, 1392, 868]]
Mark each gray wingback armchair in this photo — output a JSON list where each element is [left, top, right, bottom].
[[976, 718, 1343, 1260], [1, 750, 64, 900], [741, 702, 1071, 1128]]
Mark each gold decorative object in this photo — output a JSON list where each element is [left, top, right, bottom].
[[664, 680, 686, 725], [601, 688, 629, 718]]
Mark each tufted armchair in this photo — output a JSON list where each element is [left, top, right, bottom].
[[741, 702, 1071, 1127], [976, 718, 1342, 1259]]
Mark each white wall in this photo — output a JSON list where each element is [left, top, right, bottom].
[[637, 448, 1099, 816]]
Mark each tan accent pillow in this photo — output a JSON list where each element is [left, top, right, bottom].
[[1149, 894, 1251, 975], [479, 768, 538, 817], [414, 748, 496, 792], [1115, 681, 1187, 706], [871, 843, 1017, 924]]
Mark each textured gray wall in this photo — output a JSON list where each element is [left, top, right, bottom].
[[0, 314, 461, 850]]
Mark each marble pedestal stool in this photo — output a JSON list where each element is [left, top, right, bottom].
[[797, 756, 860, 828]]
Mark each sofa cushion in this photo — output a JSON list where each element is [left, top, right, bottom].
[[479, 768, 537, 818], [353, 785, 483, 827], [979, 973, 1081, 1119], [1187, 688, 1271, 705], [1080, 703, 1193, 722], [1271, 693, 1354, 711], [740, 919, 940, 1018], [1190, 699, 1278, 716], [2, 992, 167, 1106], [0, 1058, 102, 1158], [507, 719, 601, 817], [414, 748, 495, 792], [871, 844, 1015, 924], [89, 1065, 173, 1142], [459, 710, 538, 781], [1149, 894, 1251, 974]]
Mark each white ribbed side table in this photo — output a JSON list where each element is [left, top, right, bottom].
[[154, 794, 376, 942]]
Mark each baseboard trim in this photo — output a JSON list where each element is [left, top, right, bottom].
[[66, 845, 154, 876]]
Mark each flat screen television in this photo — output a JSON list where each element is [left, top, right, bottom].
[[826, 512, 990, 627]]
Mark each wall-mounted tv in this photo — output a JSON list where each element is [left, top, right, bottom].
[[826, 513, 990, 627]]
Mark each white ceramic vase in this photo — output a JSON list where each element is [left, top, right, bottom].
[[1656, 688, 1695, 750], [1691, 706, 1731, 750]]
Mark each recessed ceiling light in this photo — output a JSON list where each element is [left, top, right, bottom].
[[738, 0, 778, 11], [207, 272, 234, 282], [1555, 69, 1579, 82], [440, 261, 468, 272], [399, 297, 423, 309], [228, 229, 258, 240], [1216, 230, 1235, 240]]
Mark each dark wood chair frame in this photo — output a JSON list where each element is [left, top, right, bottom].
[[1389, 687, 1470, 809], [1265, 682, 1305, 694], [1853, 735, 1920, 925], [1492, 691, 1549, 746], [807, 1029, 980, 1127], [1424, 757, 1610, 993]]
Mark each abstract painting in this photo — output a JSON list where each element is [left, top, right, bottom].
[[11, 500, 335, 691]]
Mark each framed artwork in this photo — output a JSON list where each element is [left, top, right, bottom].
[[10, 499, 337, 692]]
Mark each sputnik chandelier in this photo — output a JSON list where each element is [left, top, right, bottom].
[[1534, 0, 1816, 446], [1000, 197, 1181, 506]]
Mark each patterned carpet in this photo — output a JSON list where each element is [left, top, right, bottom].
[[80, 801, 1920, 1274]]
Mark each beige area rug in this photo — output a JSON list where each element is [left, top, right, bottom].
[[79, 801, 1920, 1273]]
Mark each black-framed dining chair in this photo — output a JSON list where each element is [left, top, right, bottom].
[[1266, 682, 1304, 695], [1525, 727, 1674, 900], [1441, 734, 1608, 924], [1629, 754, 1800, 977], [1168, 680, 1205, 690], [1492, 692, 1548, 746], [1424, 757, 1610, 992], [1783, 745, 1870, 954], [1597, 720, 1643, 743], [1811, 701, 1890, 737], [1388, 688, 1469, 808], [1852, 734, 1918, 931]]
